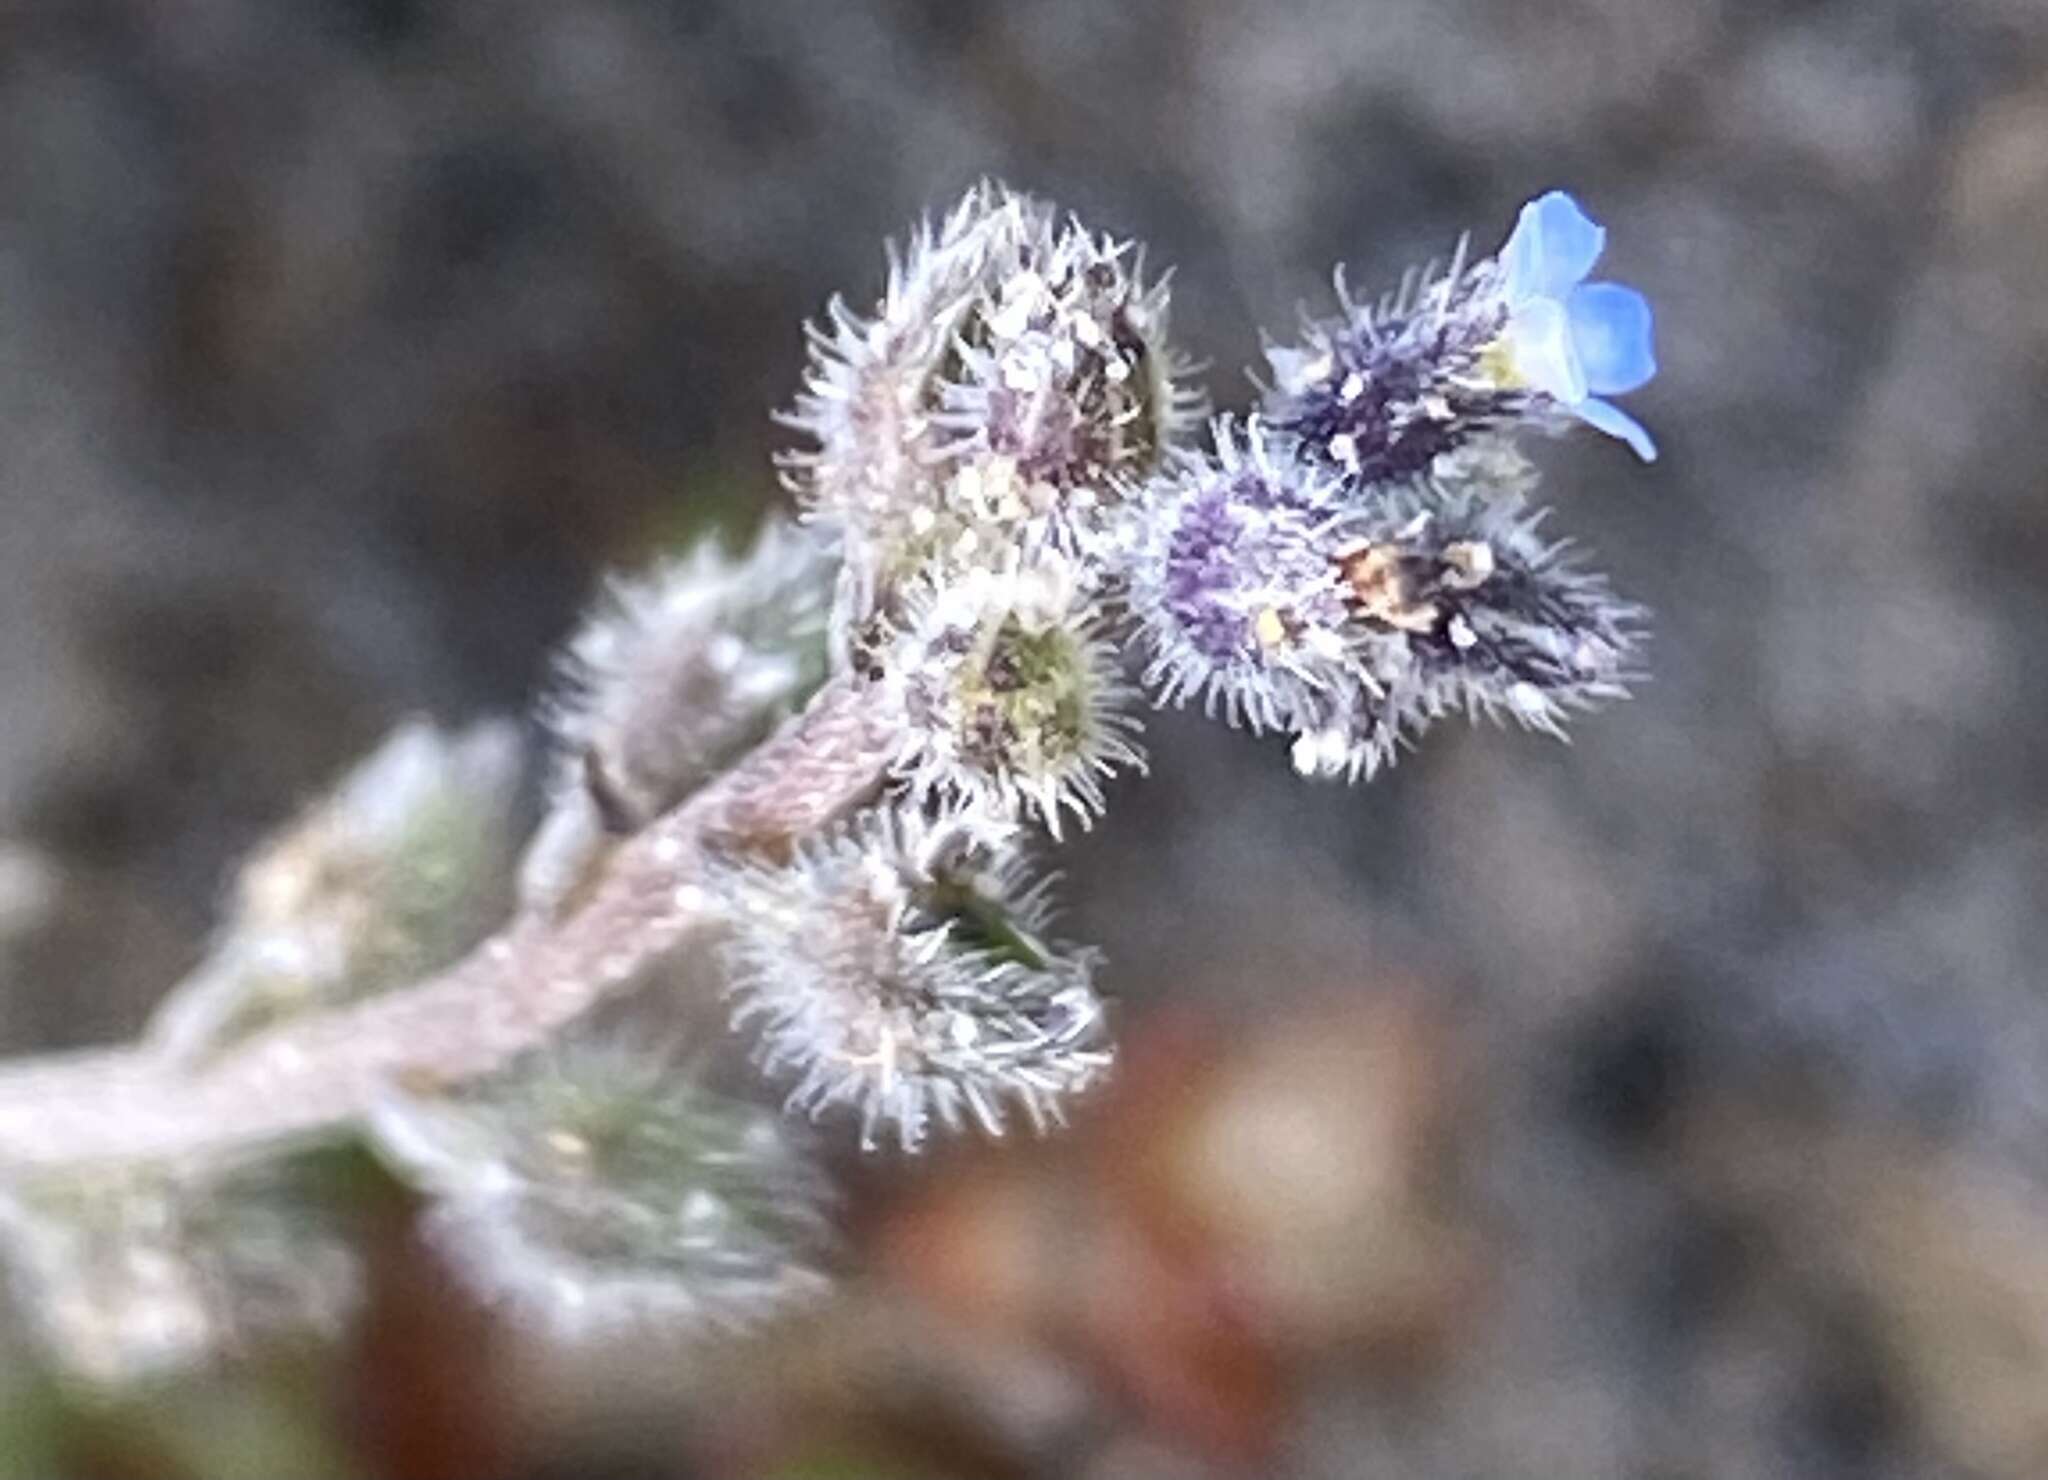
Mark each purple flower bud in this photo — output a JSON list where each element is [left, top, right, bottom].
[[1129, 418, 1362, 734], [1262, 249, 1528, 488]]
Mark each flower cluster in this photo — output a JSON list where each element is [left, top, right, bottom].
[[749, 181, 1656, 1144], [783, 183, 1200, 832], [783, 182, 1655, 829], [0, 181, 1666, 1387], [1129, 188, 1654, 776]]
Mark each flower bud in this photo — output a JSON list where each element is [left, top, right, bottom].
[[519, 518, 833, 914], [368, 1039, 835, 1340], [782, 183, 1198, 628], [888, 557, 1142, 836], [1263, 245, 1525, 490], [148, 719, 523, 1063], [718, 807, 1110, 1152], [1128, 417, 1361, 734], [1291, 488, 1645, 779], [0, 1162, 355, 1385], [929, 189, 1199, 560]]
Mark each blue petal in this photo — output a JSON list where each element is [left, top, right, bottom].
[[1503, 296, 1587, 404], [1576, 396, 1658, 462], [1500, 190, 1607, 303], [1567, 282, 1656, 395]]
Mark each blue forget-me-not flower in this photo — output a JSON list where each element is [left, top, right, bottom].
[[1490, 190, 1658, 461]]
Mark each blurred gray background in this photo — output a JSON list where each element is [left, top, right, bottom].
[[3, 1, 2048, 1477]]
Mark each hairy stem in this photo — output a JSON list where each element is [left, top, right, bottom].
[[0, 679, 897, 1175]]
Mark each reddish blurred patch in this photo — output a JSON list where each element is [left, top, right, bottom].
[[345, 1187, 515, 1480], [871, 989, 1483, 1460]]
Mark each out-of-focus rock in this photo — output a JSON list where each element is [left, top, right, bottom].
[[1686, 1112, 2048, 1480]]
